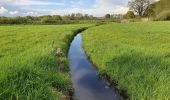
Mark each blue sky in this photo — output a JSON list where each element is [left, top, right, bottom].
[[0, 0, 130, 17]]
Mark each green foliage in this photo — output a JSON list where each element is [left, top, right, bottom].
[[105, 14, 111, 19], [124, 11, 135, 19], [0, 16, 116, 25], [155, 0, 170, 14], [82, 22, 170, 99], [0, 14, 96, 24], [156, 10, 170, 20], [0, 24, 92, 99], [144, 4, 156, 17], [152, 0, 170, 20]]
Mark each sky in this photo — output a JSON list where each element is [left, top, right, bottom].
[[0, 0, 131, 17]]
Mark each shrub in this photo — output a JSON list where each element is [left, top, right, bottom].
[[105, 14, 111, 19], [156, 10, 170, 20], [124, 11, 135, 19]]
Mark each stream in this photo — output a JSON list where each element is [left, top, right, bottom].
[[68, 33, 120, 100]]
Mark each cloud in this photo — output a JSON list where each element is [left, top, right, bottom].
[[51, 0, 129, 16], [95, 0, 129, 7], [0, 6, 8, 14], [24, 12, 38, 15], [9, 11, 19, 15], [0, 0, 130, 17], [47, 6, 128, 17], [0, 0, 65, 6], [92, 0, 129, 15]]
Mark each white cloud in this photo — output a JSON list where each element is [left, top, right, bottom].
[[48, 6, 128, 17], [95, 0, 129, 7], [24, 11, 38, 15], [0, 0, 130, 16], [0, 0, 64, 6], [9, 11, 19, 15], [48, 0, 129, 16], [0, 6, 8, 14]]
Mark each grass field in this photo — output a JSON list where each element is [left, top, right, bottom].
[[0, 24, 91, 99], [82, 22, 170, 99]]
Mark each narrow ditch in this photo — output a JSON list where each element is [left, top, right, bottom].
[[68, 33, 121, 100]]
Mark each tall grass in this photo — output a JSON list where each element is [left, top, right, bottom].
[[0, 24, 91, 99], [82, 22, 170, 99]]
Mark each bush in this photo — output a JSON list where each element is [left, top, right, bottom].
[[124, 11, 135, 19], [156, 10, 170, 20]]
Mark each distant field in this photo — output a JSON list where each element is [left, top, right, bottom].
[[82, 22, 170, 99], [0, 24, 91, 99]]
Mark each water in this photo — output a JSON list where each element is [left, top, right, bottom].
[[68, 33, 120, 100]]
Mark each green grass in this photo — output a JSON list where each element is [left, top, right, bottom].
[[82, 21, 170, 100], [0, 24, 91, 99]]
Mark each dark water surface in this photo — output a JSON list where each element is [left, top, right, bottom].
[[68, 33, 120, 100]]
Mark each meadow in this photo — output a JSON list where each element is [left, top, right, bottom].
[[0, 24, 91, 99], [82, 22, 170, 99]]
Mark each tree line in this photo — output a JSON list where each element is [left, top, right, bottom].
[[0, 13, 122, 24], [0, 13, 97, 24], [0, 13, 123, 24]]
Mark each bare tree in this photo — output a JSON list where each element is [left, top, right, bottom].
[[128, 0, 150, 16]]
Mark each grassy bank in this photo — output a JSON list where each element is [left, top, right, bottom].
[[82, 22, 170, 99], [0, 24, 91, 99]]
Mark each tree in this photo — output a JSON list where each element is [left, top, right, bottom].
[[105, 14, 111, 19], [84, 14, 89, 20], [128, 0, 150, 16], [125, 11, 135, 18], [143, 4, 155, 17], [62, 15, 71, 20], [89, 15, 95, 19], [70, 13, 75, 20], [75, 13, 84, 20], [52, 15, 62, 20]]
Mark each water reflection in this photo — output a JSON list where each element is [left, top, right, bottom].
[[68, 33, 119, 100]]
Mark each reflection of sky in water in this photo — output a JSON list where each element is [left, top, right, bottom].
[[68, 34, 120, 100]]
